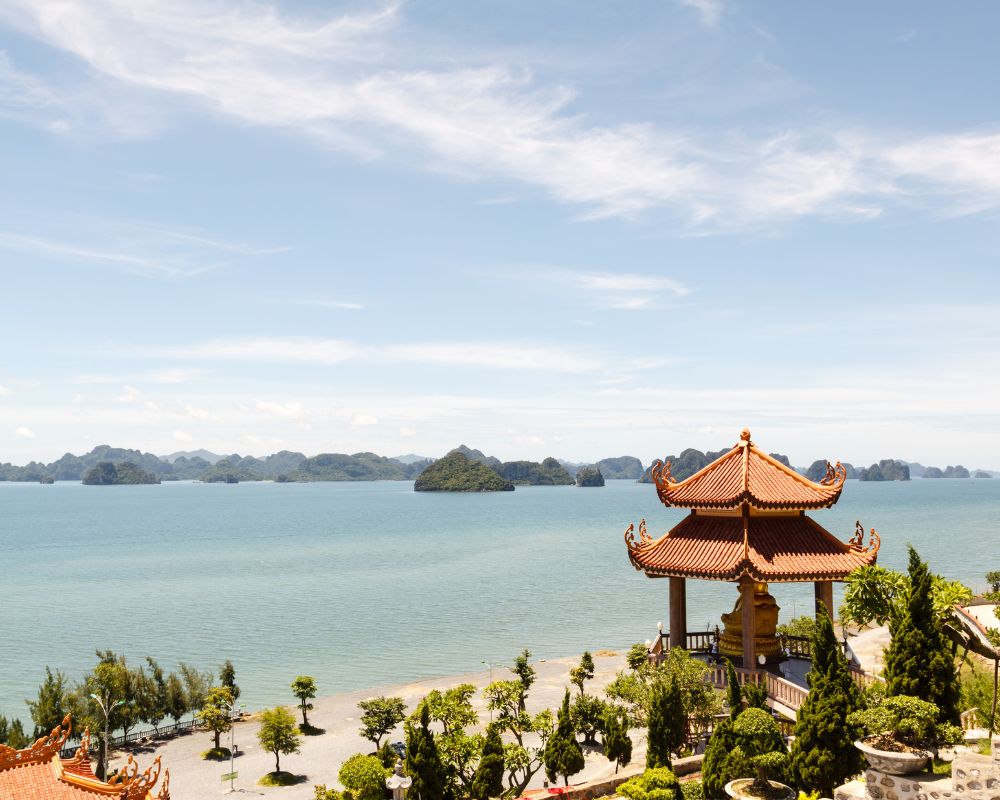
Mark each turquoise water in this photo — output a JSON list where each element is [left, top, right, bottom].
[[0, 478, 997, 722]]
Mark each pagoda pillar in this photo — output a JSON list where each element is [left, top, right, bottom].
[[669, 577, 687, 650], [740, 575, 756, 668], [814, 581, 834, 619]]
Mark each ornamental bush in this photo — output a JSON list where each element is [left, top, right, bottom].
[[338, 753, 389, 800], [617, 767, 681, 800]]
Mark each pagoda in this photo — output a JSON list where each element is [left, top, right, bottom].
[[625, 428, 880, 667], [0, 715, 169, 799]]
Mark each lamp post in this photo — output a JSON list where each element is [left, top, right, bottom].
[[221, 699, 244, 792], [481, 661, 493, 721], [89, 692, 125, 781]]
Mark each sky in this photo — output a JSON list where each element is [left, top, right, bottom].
[[0, 0, 999, 468]]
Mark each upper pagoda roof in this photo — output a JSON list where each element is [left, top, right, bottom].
[[651, 428, 846, 510], [0, 716, 169, 800]]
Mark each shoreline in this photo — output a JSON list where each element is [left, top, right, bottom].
[[113, 648, 636, 800]]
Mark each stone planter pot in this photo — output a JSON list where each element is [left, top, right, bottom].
[[853, 739, 930, 776], [724, 778, 796, 800]]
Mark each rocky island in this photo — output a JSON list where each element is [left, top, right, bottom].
[[414, 452, 515, 492], [496, 457, 573, 485], [82, 461, 161, 485], [575, 466, 605, 487], [857, 459, 910, 481]]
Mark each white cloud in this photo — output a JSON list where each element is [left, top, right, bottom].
[[144, 400, 160, 412], [4, 2, 1000, 230], [183, 404, 213, 421], [74, 373, 120, 384], [399, 426, 416, 437], [576, 272, 690, 295], [145, 336, 599, 373], [301, 299, 365, 310], [256, 401, 305, 421], [173, 429, 192, 442], [0, 221, 283, 278], [678, 0, 725, 27], [118, 385, 141, 403], [14, 425, 34, 438], [351, 414, 379, 427], [0, 384, 10, 395], [144, 367, 205, 384]]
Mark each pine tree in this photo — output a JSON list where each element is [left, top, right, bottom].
[[883, 547, 960, 724], [789, 605, 864, 797], [645, 680, 672, 769], [27, 667, 71, 737], [601, 706, 632, 773], [725, 659, 742, 720], [544, 690, 585, 786], [702, 718, 737, 800], [406, 703, 448, 800], [663, 675, 686, 755], [471, 723, 504, 799], [569, 652, 595, 696], [219, 660, 240, 702]]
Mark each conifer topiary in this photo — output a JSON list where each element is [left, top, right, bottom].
[[471, 723, 504, 800], [406, 703, 448, 800], [789, 604, 863, 796], [602, 705, 632, 773], [725, 659, 742, 720], [544, 689, 585, 787], [645, 680, 673, 769], [883, 547, 960, 724]]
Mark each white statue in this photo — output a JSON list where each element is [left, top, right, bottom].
[[386, 759, 412, 800]]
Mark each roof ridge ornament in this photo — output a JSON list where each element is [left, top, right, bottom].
[[821, 460, 847, 486]]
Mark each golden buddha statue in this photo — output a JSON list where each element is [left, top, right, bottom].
[[718, 581, 782, 660]]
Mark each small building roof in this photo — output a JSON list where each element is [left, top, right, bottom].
[[0, 716, 169, 800], [651, 428, 846, 511], [625, 513, 880, 582]]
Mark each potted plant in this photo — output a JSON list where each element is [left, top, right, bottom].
[[724, 709, 794, 800], [848, 695, 963, 776]]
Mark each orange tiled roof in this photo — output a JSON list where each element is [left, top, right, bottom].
[[651, 429, 846, 510], [625, 513, 880, 582], [0, 717, 169, 800]]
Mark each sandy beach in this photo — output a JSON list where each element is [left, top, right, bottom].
[[112, 650, 645, 800]]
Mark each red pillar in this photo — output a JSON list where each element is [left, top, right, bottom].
[[669, 577, 687, 650], [741, 576, 756, 668]]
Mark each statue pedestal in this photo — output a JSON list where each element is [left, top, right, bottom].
[[719, 582, 781, 659]]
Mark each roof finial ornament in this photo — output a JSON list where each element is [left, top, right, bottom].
[[740, 427, 751, 444]]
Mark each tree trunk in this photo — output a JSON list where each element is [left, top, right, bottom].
[[214, 730, 221, 750], [301, 704, 308, 728], [274, 750, 280, 773]]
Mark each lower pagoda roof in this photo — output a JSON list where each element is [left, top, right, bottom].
[[625, 512, 880, 582], [0, 716, 169, 800]]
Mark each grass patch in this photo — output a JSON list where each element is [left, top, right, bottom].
[[258, 771, 307, 787], [976, 738, 993, 756], [931, 758, 952, 776], [299, 723, 325, 736], [201, 747, 231, 761]]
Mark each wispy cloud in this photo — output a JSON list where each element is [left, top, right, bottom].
[[14, 425, 35, 438], [140, 336, 600, 373], [678, 0, 725, 27], [300, 299, 365, 311], [0, 221, 284, 278], [3, 2, 1000, 227]]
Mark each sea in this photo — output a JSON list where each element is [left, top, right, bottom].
[[0, 478, 997, 723]]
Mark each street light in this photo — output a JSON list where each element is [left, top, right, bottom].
[[481, 661, 493, 721], [89, 692, 125, 781], [221, 699, 245, 793]]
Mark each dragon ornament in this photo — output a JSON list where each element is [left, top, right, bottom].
[[820, 460, 847, 487], [624, 518, 652, 551], [848, 520, 880, 553], [0, 714, 72, 768]]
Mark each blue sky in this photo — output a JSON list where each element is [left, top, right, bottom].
[[1, 0, 998, 468]]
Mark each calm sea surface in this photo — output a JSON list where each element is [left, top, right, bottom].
[[0, 478, 997, 721]]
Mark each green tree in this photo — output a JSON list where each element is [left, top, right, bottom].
[[338, 753, 389, 800], [164, 672, 187, 725], [220, 660, 240, 702], [358, 696, 407, 749], [421, 684, 480, 794], [569, 651, 595, 696], [3, 717, 28, 748], [725, 659, 742, 720], [601, 706, 632, 773], [789, 605, 864, 796], [0, 715, 8, 745], [471, 724, 504, 800], [198, 686, 234, 751], [406, 703, 448, 800], [626, 643, 650, 671], [645, 680, 672, 769], [138, 658, 168, 733], [27, 667, 72, 737], [257, 705, 301, 774], [570, 693, 606, 745], [179, 662, 211, 722], [543, 690, 584, 786], [733, 709, 789, 794], [512, 649, 536, 712], [884, 547, 961, 724], [483, 678, 553, 794], [291, 676, 317, 729]]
